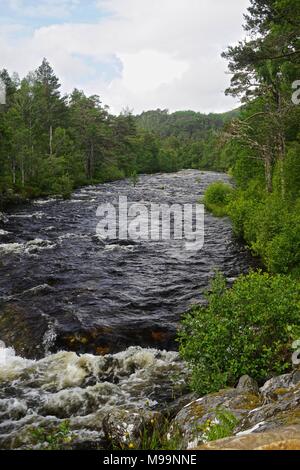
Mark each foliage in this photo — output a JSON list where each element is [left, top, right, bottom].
[[198, 408, 239, 443], [179, 271, 300, 395], [203, 182, 234, 216], [30, 421, 73, 450], [139, 420, 184, 451], [130, 170, 139, 187], [0, 60, 237, 206]]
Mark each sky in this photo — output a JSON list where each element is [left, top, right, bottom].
[[0, 0, 250, 114]]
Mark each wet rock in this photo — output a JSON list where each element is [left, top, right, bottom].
[[196, 425, 300, 450], [102, 408, 162, 449], [0, 304, 50, 359]]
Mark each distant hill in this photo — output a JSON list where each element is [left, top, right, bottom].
[[135, 108, 240, 140]]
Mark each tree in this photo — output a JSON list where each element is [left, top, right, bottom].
[[222, 0, 300, 197], [35, 58, 67, 158]]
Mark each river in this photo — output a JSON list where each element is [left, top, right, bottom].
[[0, 170, 254, 449]]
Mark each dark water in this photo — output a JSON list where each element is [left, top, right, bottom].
[[0, 170, 254, 357], [0, 170, 256, 449]]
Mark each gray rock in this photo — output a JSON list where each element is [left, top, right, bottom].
[[169, 387, 262, 449], [235, 381, 300, 435], [259, 370, 300, 402], [236, 375, 259, 394], [102, 408, 162, 449], [291, 369, 300, 386]]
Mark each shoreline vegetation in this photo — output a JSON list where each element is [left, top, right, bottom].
[[178, 0, 300, 429]]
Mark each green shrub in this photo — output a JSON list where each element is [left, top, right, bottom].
[[98, 165, 125, 183], [227, 188, 300, 276], [203, 182, 233, 217], [30, 421, 73, 450], [178, 271, 300, 395], [265, 208, 300, 276]]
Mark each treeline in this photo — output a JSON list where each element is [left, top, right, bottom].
[[135, 108, 239, 171], [220, 0, 300, 276], [0, 59, 162, 205], [0, 60, 234, 207]]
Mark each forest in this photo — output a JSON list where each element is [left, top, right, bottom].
[[0, 62, 233, 207]]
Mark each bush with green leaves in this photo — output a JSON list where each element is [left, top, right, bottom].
[[30, 421, 73, 450], [203, 182, 233, 217], [226, 189, 300, 276], [178, 271, 300, 395]]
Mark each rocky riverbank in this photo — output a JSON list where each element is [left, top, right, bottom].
[[100, 368, 300, 451], [0, 339, 299, 450]]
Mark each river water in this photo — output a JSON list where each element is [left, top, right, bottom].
[[0, 170, 254, 448]]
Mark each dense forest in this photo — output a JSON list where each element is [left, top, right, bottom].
[[0, 62, 234, 207]]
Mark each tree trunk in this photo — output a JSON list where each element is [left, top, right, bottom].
[[278, 131, 286, 199], [264, 151, 273, 193], [11, 159, 16, 185], [49, 125, 53, 158], [21, 157, 25, 187]]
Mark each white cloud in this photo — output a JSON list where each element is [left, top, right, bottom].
[[0, 0, 250, 113]]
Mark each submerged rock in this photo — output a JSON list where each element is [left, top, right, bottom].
[[0, 212, 8, 224]]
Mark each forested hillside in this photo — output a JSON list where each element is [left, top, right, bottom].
[[135, 108, 239, 172]]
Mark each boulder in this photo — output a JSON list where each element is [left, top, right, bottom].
[[170, 371, 300, 449], [169, 386, 262, 449], [259, 370, 300, 400], [236, 375, 259, 394], [235, 378, 300, 434], [102, 408, 162, 449]]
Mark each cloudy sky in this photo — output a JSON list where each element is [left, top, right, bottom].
[[0, 0, 250, 114]]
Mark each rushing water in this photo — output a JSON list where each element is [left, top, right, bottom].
[[0, 170, 254, 448]]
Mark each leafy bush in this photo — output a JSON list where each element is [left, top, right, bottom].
[[178, 271, 300, 395], [265, 207, 300, 276], [203, 182, 233, 217], [227, 189, 300, 275], [30, 421, 73, 450], [98, 165, 125, 183]]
